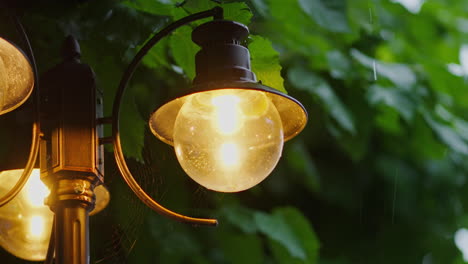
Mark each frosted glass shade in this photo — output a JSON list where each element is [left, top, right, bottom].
[[173, 89, 284, 192], [0, 169, 110, 261], [0, 37, 34, 116]]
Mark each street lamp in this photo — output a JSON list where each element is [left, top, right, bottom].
[[0, 6, 307, 264]]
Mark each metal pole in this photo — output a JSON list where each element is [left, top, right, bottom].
[[54, 199, 90, 264], [40, 36, 103, 264]]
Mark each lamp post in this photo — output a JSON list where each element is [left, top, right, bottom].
[[0, 6, 307, 264]]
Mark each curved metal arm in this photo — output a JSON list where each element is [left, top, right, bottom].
[[0, 14, 40, 207], [112, 7, 223, 226]]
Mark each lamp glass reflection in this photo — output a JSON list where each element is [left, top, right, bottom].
[[173, 89, 284, 192], [0, 37, 34, 116], [0, 169, 110, 261], [0, 169, 52, 261]]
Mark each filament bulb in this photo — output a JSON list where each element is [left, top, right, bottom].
[[173, 89, 284, 192]]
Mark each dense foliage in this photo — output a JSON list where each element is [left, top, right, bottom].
[[1, 0, 468, 263]]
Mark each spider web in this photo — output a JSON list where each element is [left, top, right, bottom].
[[90, 135, 215, 264]]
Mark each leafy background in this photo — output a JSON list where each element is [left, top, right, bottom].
[[1, 0, 468, 263]]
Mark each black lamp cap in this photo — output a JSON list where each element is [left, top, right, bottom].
[[192, 20, 255, 85], [192, 20, 249, 46]]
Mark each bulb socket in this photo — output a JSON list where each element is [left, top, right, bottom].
[[192, 20, 256, 85]]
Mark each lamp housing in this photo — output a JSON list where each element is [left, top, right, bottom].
[[149, 20, 307, 192]]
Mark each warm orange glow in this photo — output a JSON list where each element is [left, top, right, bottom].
[[212, 94, 242, 134], [28, 215, 46, 239], [173, 89, 284, 192], [25, 170, 50, 207], [0, 169, 110, 261], [219, 142, 240, 167], [0, 37, 34, 116], [0, 169, 53, 261]]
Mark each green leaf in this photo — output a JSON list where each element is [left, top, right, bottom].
[[268, 0, 334, 67], [176, 1, 252, 25], [219, 233, 264, 264], [410, 116, 447, 160], [367, 84, 415, 121], [254, 210, 305, 259], [288, 66, 355, 134], [122, 0, 176, 16], [374, 105, 403, 134], [249, 35, 286, 93], [351, 49, 417, 89], [119, 92, 146, 161], [169, 25, 199, 79], [249, 0, 269, 17], [140, 36, 171, 70], [424, 113, 468, 155], [221, 2, 253, 25], [220, 205, 258, 234], [254, 207, 319, 263], [298, 0, 350, 33], [285, 141, 320, 193], [424, 62, 468, 106], [326, 50, 352, 79]]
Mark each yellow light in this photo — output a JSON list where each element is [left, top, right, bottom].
[[0, 169, 53, 261], [219, 142, 240, 167], [173, 89, 284, 192], [0, 37, 34, 116], [25, 170, 50, 207], [0, 169, 110, 261], [212, 94, 241, 134], [28, 215, 46, 239]]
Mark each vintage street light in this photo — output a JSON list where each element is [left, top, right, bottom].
[[0, 6, 307, 264]]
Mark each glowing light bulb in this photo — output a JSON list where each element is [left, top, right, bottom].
[[0, 169, 53, 261], [219, 142, 240, 167], [173, 89, 284, 192], [29, 215, 46, 239], [25, 171, 50, 207], [0, 169, 109, 261], [212, 95, 241, 134]]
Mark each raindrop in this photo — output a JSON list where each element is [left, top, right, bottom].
[[373, 60, 378, 81]]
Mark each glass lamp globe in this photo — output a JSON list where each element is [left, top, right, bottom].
[[149, 84, 307, 193], [0, 169, 52, 261], [0, 37, 34, 116], [0, 169, 110, 261], [173, 89, 284, 192]]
